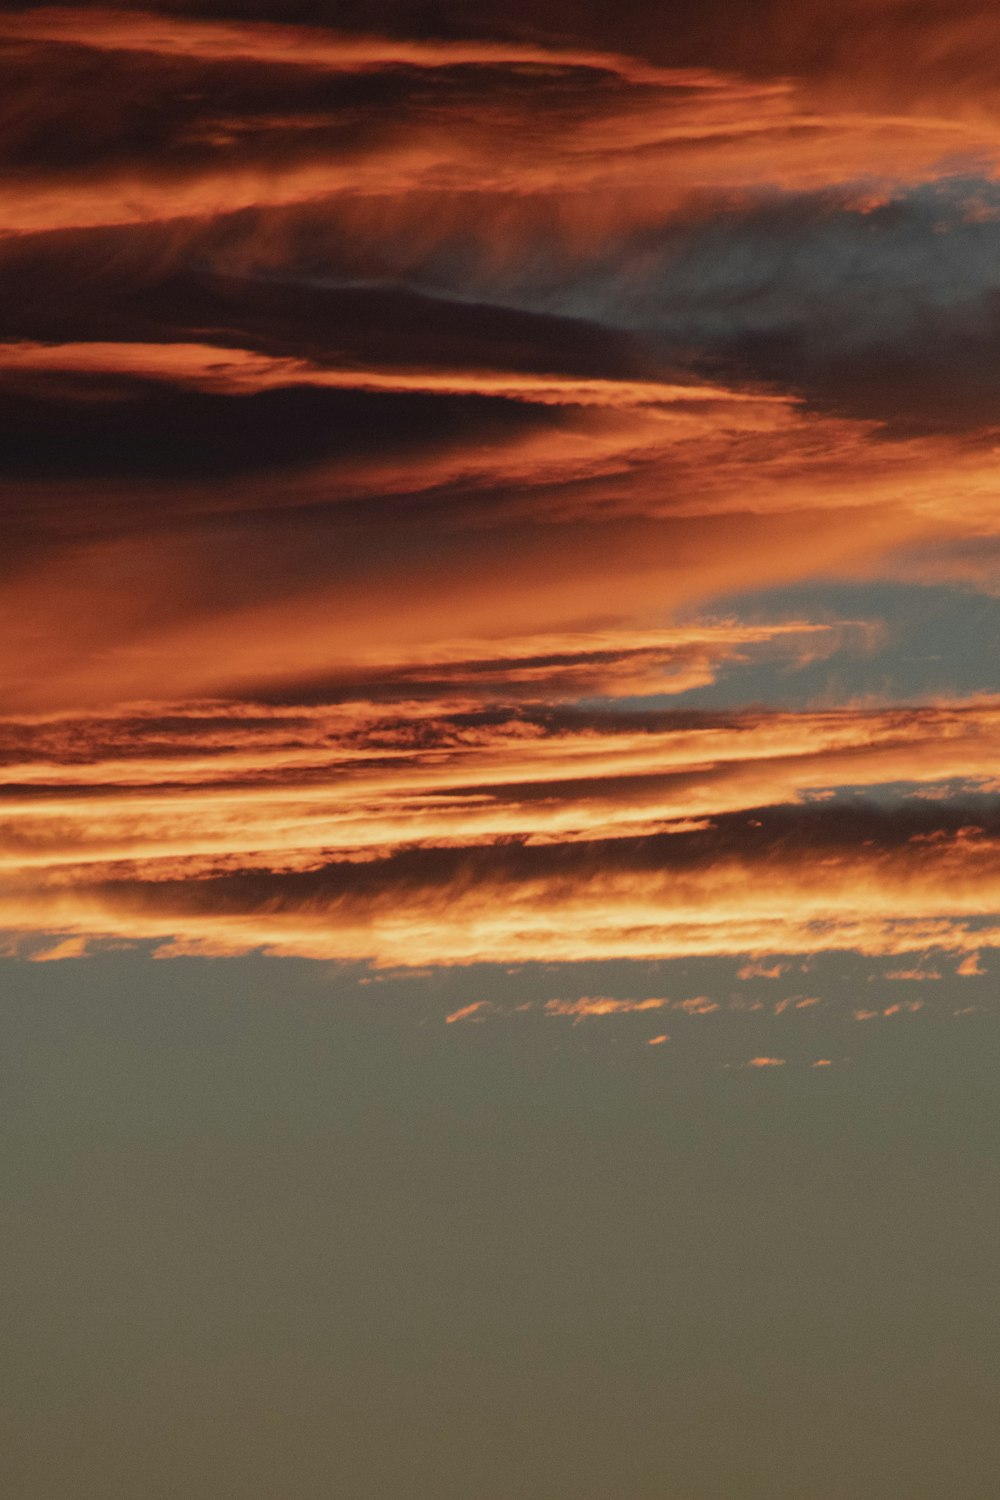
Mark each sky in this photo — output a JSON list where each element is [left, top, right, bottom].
[[2, 4, 999, 1497]]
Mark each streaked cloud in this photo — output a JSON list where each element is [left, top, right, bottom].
[[445, 1000, 491, 1024], [544, 996, 670, 1018], [2, 1, 999, 986]]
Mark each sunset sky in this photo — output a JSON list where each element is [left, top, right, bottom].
[[3, 4, 999, 1497]]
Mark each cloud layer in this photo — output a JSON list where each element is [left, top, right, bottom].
[[3, 693, 999, 963], [2, 2, 999, 964]]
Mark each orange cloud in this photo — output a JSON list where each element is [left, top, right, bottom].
[[3, 8, 1000, 246], [544, 996, 670, 1018], [674, 997, 720, 1015], [26, 934, 89, 962], [3, 777, 998, 967], [0, 9, 676, 80], [0, 340, 778, 410], [2, 4, 1000, 983], [2, 697, 998, 879], [5, 804, 1000, 966], [445, 1001, 490, 1023], [0, 330, 995, 716]]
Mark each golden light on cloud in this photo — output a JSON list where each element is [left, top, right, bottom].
[[0, 693, 998, 964], [544, 997, 671, 1018], [445, 1001, 490, 1024]]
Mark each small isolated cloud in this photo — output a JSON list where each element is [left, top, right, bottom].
[[737, 961, 789, 980], [854, 1008, 880, 1021], [674, 997, 719, 1015], [883, 1000, 924, 1016], [957, 953, 985, 976], [813, 1059, 834, 1068], [747, 1056, 785, 1068], [445, 1001, 490, 1024], [28, 935, 89, 962], [647, 1033, 670, 1046], [775, 994, 824, 1013]]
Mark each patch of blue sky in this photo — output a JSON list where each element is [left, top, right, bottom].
[[575, 581, 1000, 711], [337, 176, 1000, 349]]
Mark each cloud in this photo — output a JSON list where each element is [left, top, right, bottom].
[[673, 997, 719, 1015], [2, 2, 1000, 976], [1, 364, 996, 713], [544, 996, 670, 1018], [0, 8, 675, 80], [445, 1000, 490, 1023], [4, 694, 999, 862], [26, 934, 89, 962], [3, 5, 1000, 247]]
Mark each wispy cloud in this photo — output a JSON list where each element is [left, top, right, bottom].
[[445, 1001, 491, 1024], [545, 997, 670, 1018]]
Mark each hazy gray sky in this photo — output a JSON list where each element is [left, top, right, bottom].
[[4, 953, 998, 1500]]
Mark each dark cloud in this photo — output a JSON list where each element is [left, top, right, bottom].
[[0, 376, 557, 481], [0, 232, 667, 380]]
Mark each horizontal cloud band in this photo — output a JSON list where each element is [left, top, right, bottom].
[[3, 695, 999, 964]]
